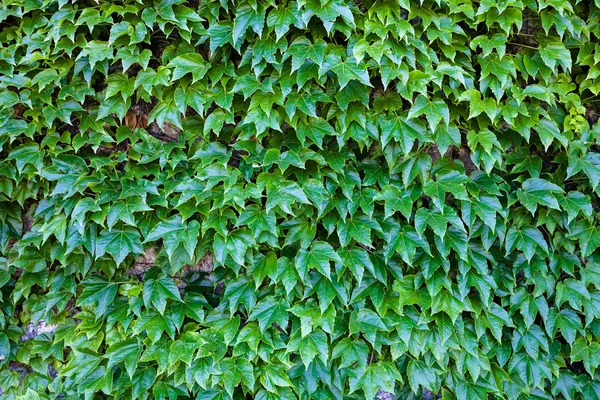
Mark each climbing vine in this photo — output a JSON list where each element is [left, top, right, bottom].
[[1, 0, 600, 399]]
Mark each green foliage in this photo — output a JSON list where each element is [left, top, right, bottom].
[[1, 0, 600, 399]]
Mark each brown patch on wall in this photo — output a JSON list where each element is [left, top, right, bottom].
[[127, 247, 157, 278]]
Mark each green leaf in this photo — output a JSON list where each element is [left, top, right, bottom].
[[505, 226, 548, 261], [331, 337, 368, 368], [539, 42, 571, 72], [349, 308, 387, 343], [105, 337, 141, 379], [407, 95, 450, 132], [351, 363, 397, 400], [380, 115, 429, 153], [77, 276, 119, 316], [208, 22, 233, 51], [570, 338, 600, 375], [567, 220, 600, 258], [145, 215, 200, 265], [288, 329, 328, 368], [546, 308, 582, 345], [331, 58, 372, 89], [0, 333, 10, 363], [287, 37, 328, 72], [265, 180, 311, 214], [143, 273, 183, 314], [107, 197, 152, 229], [567, 152, 600, 191], [407, 359, 437, 393], [384, 225, 432, 264], [373, 185, 413, 220], [338, 247, 373, 285], [415, 205, 465, 238], [559, 192, 593, 223], [248, 296, 289, 333], [96, 226, 144, 265], [220, 358, 255, 396], [516, 178, 563, 215], [232, 3, 265, 47], [6, 143, 44, 173], [168, 53, 210, 82], [423, 170, 469, 209], [267, 6, 297, 41], [535, 118, 568, 150], [296, 117, 335, 148], [295, 241, 342, 280]]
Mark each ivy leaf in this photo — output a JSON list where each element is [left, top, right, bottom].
[[517, 178, 563, 215], [285, 91, 329, 119], [467, 129, 501, 155], [97, 95, 131, 121], [143, 273, 182, 315], [145, 215, 200, 265], [168, 53, 210, 82], [536, 118, 568, 150], [288, 329, 329, 368], [220, 358, 255, 396], [567, 220, 600, 258], [330, 58, 372, 89], [265, 180, 311, 214], [338, 247, 373, 285], [471, 34, 507, 58], [415, 205, 466, 238], [0, 333, 9, 364], [237, 205, 278, 239], [76, 276, 119, 317], [384, 225, 432, 264], [337, 213, 383, 247], [286, 37, 328, 72], [433, 124, 461, 155], [232, 3, 265, 47], [505, 226, 548, 261], [106, 197, 152, 229], [267, 6, 297, 41], [407, 95, 450, 132], [479, 53, 516, 86], [6, 143, 44, 173], [423, 170, 469, 208], [559, 192, 593, 223], [349, 308, 387, 343], [539, 42, 571, 72], [380, 115, 429, 153], [552, 371, 583, 400], [207, 21, 233, 51], [295, 241, 342, 280], [351, 363, 397, 400], [570, 338, 600, 375], [223, 276, 257, 314], [331, 337, 368, 368], [546, 308, 582, 346], [149, 99, 182, 130], [96, 226, 144, 265], [248, 296, 289, 333], [296, 117, 335, 148], [567, 152, 600, 191], [373, 185, 413, 220], [407, 359, 437, 393], [105, 338, 142, 379]]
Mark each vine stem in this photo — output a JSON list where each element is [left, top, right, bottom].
[[507, 42, 538, 51]]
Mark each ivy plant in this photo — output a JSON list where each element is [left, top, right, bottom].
[[1, 0, 600, 399]]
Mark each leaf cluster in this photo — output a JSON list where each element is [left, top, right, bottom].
[[1, 0, 600, 399]]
